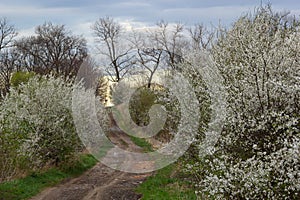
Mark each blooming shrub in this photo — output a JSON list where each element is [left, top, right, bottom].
[[198, 120, 300, 199], [185, 5, 300, 199], [0, 75, 83, 182]]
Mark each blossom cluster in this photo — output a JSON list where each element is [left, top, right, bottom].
[[0, 75, 82, 182], [183, 5, 300, 199]]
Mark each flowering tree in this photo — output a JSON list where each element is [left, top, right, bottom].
[[189, 5, 300, 199], [0, 75, 83, 182]]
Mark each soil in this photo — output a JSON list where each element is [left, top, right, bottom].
[[30, 120, 153, 200]]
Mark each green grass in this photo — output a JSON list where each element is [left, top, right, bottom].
[[0, 154, 98, 200], [130, 136, 154, 152], [136, 163, 197, 200], [130, 133, 196, 199]]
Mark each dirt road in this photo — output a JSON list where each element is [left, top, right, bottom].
[[30, 125, 153, 200]]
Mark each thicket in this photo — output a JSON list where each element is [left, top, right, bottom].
[[0, 75, 83, 182], [185, 5, 300, 199]]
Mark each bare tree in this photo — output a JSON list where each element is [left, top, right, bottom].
[[92, 17, 134, 82], [137, 48, 163, 88], [0, 18, 17, 96], [130, 22, 187, 88], [129, 31, 162, 88], [0, 18, 17, 51], [188, 23, 214, 51], [150, 21, 187, 68], [15, 22, 87, 78]]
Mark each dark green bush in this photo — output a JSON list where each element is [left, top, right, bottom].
[[10, 71, 35, 88]]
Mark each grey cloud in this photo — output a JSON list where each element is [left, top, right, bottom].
[[0, 0, 299, 37]]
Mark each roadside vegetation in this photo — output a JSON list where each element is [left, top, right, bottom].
[[0, 3, 299, 200], [136, 163, 196, 200], [0, 154, 97, 200], [130, 136, 154, 152]]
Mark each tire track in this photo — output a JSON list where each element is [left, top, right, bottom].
[[30, 124, 153, 200]]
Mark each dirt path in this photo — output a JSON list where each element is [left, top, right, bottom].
[[30, 124, 153, 200]]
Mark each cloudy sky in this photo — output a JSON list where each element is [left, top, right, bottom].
[[1, 0, 299, 45]]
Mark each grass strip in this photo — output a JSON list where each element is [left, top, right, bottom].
[[130, 136, 154, 152], [0, 154, 98, 200], [136, 163, 197, 200]]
